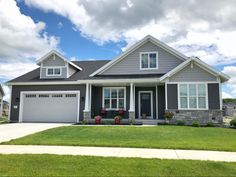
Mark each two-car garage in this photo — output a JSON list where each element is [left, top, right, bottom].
[[19, 91, 80, 123]]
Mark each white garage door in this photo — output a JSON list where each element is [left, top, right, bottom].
[[19, 91, 80, 123]]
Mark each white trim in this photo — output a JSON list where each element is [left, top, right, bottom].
[[8, 86, 12, 121], [165, 81, 168, 110], [102, 87, 126, 110], [139, 51, 158, 70], [177, 83, 208, 110], [89, 83, 92, 111], [37, 50, 82, 71], [156, 84, 158, 119], [90, 35, 187, 77], [138, 91, 153, 119], [46, 67, 62, 77], [129, 83, 135, 112], [84, 83, 90, 112], [66, 63, 69, 78], [7, 78, 161, 86], [19, 90, 80, 123]]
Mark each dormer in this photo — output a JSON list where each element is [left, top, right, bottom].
[[37, 50, 82, 79]]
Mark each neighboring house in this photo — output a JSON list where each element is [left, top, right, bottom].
[[0, 85, 4, 117], [2, 100, 9, 116], [7, 35, 230, 125], [223, 103, 236, 117]]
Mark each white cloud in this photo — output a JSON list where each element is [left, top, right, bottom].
[[0, 0, 59, 62], [0, 62, 38, 79], [222, 91, 232, 99], [22, 0, 236, 66]]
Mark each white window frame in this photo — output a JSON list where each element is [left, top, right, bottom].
[[140, 51, 158, 70], [46, 67, 62, 76], [102, 87, 126, 110], [178, 82, 208, 110]]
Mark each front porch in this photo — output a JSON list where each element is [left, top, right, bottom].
[[83, 82, 166, 123]]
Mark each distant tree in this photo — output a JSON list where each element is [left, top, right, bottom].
[[223, 98, 236, 103]]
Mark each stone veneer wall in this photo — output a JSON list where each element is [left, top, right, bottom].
[[166, 110, 223, 125]]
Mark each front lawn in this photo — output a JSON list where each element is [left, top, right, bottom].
[[0, 154, 236, 176], [4, 126, 236, 151]]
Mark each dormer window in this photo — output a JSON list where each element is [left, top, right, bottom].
[[46, 67, 62, 76], [140, 52, 158, 70]]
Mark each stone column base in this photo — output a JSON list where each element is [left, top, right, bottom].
[[129, 111, 135, 122], [83, 111, 91, 122]]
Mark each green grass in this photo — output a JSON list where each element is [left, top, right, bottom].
[[0, 154, 236, 177], [4, 126, 236, 151], [0, 116, 8, 124]]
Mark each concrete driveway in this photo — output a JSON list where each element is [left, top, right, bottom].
[[0, 123, 69, 143]]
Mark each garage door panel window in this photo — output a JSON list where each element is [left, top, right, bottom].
[[52, 94, 63, 98], [103, 87, 126, 110], [25, 94, 36, 98], [39, 94, 49, 98], [179, 83, 207, 110], [65, 94, 76, 97]]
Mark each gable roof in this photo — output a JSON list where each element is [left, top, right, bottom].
[[37, 50, 83, 71], [7, 60, 110, 83], [90, 35, 188, 77], [160, 57, 230, 83]]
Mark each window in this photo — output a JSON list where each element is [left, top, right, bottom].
[[39, 94, 49, 98], [52, 94, 63, 98], [103, 87, 125, 110], [179, 83, 207, 109], [140, 52, 158, 69], [46, 67, 61, 76]]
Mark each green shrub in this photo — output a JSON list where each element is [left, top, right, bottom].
[[206, 122, 215, 127], [177, 120, 186, 126], [103, 120, 111, 125], [230, 118, 236, 128], [192, 120, 200, 127]]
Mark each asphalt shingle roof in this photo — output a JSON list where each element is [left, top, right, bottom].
[[8, 60, 164, 83]]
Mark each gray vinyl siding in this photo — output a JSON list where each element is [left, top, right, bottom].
[[158, 85, 165, 119], [135, 87, 157, 119], [40, 67, 67, 79], [41, 55, 68, 79], [69, 65, 77, 77], [169, 63, 217, 82], [101, 41, 183, 75], [167, 84, 178, 109], [208, 83, 220, 109], [10, 85, 85, 122], [91, 86, 130, 118], [42, 55, 66, 66]]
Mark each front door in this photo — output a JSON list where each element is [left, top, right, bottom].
[[139, 91, 153, 119]]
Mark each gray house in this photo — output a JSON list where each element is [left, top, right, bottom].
[[0, 85, 5, 117], [7, 35, 229, 124]]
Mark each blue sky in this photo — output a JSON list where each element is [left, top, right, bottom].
[[0, 0, 236, 100], [17, 1, 126, 60]]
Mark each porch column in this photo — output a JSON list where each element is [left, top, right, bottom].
[[129, 83, 135, 121], [83, 83, 91, 121]]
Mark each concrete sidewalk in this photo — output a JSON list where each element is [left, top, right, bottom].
[[0, 145, 236, 162]]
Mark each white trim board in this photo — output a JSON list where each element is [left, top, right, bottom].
[[19, 90, 80, 123], [138, 91, 153, 119]]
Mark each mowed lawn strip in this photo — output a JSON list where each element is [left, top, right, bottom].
[[0, 154, 236, 177], [3, 126, 236, 151]]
